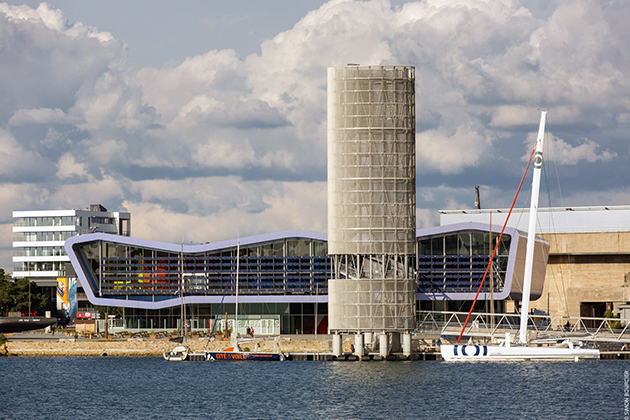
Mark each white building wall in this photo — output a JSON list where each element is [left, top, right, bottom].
[[12, 205, 130, 283], [440, 206, 630, 234]]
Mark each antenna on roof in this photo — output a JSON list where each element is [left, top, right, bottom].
[[474, 185, 481, 209]]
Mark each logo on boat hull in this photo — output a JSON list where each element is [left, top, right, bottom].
[[205, 352, 247, 360], [453, 345, 488, 357]]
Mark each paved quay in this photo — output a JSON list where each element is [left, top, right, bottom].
[[2, 333, 356, 357]]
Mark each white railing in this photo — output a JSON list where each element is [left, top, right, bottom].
[[416, 310, 630, 343]]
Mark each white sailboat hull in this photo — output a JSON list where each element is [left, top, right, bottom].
[[440, 344, 599, 362]]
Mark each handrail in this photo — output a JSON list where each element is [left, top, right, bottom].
[[416, 310, 630, 343]]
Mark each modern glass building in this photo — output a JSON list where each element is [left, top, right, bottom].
[[65, 224, 548, 334], [13, 204, 131, 309], [415, 223, 549, 314], [13, 204, 130, 285]]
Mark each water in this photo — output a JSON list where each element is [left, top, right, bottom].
[[0, 358, 626, 419]]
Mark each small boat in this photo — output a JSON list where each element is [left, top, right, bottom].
[[0, 317, 58, 333], [163, 345, 190, 361], [205, 344, 285, 361], [441, 111, 600, 362]]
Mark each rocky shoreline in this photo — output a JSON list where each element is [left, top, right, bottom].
[[3, 336, 354, 357]]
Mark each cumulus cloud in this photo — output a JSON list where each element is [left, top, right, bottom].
[[124, 179, 327, 243], [524, 132, 618, 165], [1, 0, 630, 272], [417, 123, 492, 174], [0, 3, 125, 124], [0, 129, 54, 181], [55, 153, 91, 181], [8, 107, 76, 126]]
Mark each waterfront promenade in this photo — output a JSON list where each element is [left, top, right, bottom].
[[2, 332, 354, 357]]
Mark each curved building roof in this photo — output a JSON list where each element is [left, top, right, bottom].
[[65, 225, 549, 310]]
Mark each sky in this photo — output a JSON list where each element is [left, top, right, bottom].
[[1, 0, 629, 274]]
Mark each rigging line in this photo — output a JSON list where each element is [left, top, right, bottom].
[[546, 150, 571, 317], [456, 145, 536, 344], [545, 114, 566, 208], [510, 179, 534, 295], [204, 277, 231, 350], [541, 156, 571, 318]]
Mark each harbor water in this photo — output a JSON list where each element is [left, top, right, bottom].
[[0, 357, 626, 419]]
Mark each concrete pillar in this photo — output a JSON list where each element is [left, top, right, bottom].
[[354, 333, 364, 357], [391, 332, 401, 353], [379, 333, 388, 358], [364, 332, 373, 350], [402, 332, 412, 356], [333, 333, 342, 356]]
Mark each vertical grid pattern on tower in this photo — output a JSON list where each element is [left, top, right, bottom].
[[327, 66, 416, 255]]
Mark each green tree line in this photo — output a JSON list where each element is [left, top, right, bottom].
[[0, 269, 51, 316]]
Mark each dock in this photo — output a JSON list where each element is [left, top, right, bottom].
[[182, 351, 443, 362], [284, 352, 442, 361], [599, 351, 630, 360]]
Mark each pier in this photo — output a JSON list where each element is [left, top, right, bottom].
[[4, 330, 629, 360]]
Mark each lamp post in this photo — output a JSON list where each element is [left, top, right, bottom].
[[315, 283, 318, 341]]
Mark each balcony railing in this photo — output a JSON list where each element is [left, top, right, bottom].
[[14, 220, 77, 227], [13, 251, 67, 257]]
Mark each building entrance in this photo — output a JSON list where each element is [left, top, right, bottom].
[[580, 302, 608, 328]]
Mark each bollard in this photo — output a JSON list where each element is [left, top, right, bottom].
[[402, 332, 411, 357], [332, 333, 342, 356], [354, 333, 364, 358], [364, 332, 373, 350], [379, 333, 388, 358]]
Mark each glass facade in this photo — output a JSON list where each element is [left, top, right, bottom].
[[75, 238, 331, 298], [67, 228, 527, 333], [117, 302, 328, 335], [73, 231, 513, 301], [417, 231, 511, 293]]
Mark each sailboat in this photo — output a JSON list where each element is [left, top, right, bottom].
[[440, 111, 600, 362], [204, 243, 285, 361], [164, 242, 284, 361], [163, 245, 190, 361]]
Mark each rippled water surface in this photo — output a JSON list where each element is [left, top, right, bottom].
[[0, 357, 626, 419]]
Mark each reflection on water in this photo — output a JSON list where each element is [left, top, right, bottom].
[[0, 357, 625, 419]]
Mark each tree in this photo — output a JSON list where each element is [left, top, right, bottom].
[[93, 305, 123, 319], [0, 269, 50, 316]]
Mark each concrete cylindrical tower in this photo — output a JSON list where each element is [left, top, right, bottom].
[[327, 65, 416, 333], [327, 65, 416, 255]]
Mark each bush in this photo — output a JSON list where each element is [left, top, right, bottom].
[[0, 333, 8, 346], [604, 310, 622, 329]]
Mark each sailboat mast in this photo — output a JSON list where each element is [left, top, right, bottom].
[[519, 110, 546, 344], [234, 242, 240, 341], [180, 243, 184, 336]]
